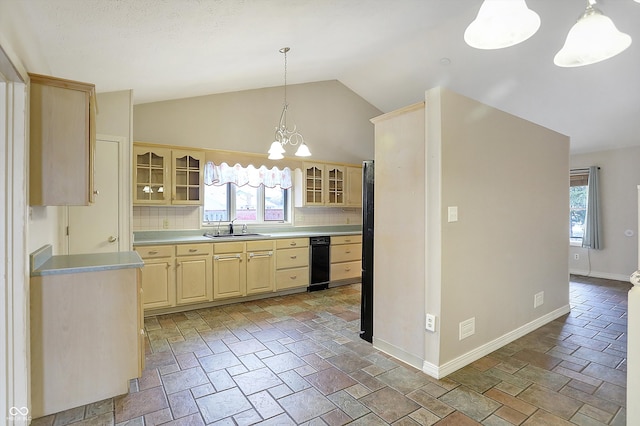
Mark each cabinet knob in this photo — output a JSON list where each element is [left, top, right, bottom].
[[291, 255, 297, 259], [189, 248, 197, 252], [108, 236, 117, 243], [290, 242, 297, 246], [93, 190, 99, 196]]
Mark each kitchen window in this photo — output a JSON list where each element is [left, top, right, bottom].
[[570, 171, 588, 244], [203, 162, 291, 225]]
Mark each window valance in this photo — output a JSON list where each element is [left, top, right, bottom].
[[204, 161, 292, 189]]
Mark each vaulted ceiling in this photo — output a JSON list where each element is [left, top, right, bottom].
[[3, 0, 639, 154]]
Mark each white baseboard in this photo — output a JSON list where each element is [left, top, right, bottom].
[[372, 338, 424, 370], [570, 269, 632, 283], [421, 304, 571, 379]]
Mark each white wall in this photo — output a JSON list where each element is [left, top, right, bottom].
[[570, 146, 640, 280], [426, 87, 570, 375], [133, 80, 379, 164]]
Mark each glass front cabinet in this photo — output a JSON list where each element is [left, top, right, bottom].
[[298, 163, 345, 207], [133, 144, 204, 205]]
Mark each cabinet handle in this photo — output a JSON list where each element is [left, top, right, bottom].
[[345, 267, 351, 271], [290, 242, 297, 246], [214, 254, 241, 261], [345, 250, 351, 254], [93, 190, 99, 196], [189, 248, 197, 253], [290, 255, 297, 259], [290, 275, 297, 279], [249, 252, 273, 259], [148, 250, 158, 255]]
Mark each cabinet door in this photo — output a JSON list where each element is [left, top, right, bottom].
[[172, 150, 204, 205], [213, 253, 246, 300], [246, 251, 275, 295], [326, 165, 345, 206], [140, 260, 175, 309], [346, 166, 363, 207], [176, 256, 212, 305], [304, 164, 324, 205], [133, 146, 171, 205]]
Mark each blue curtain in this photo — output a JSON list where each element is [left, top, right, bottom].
[[582, 166, 602, 249]]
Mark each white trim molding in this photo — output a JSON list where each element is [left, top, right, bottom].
[[570, 269, 632, 283], [372, 338, 424, 371], [422, 304, 571, 379]]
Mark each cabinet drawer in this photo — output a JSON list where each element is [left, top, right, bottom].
[[247, 240, 275, 252], [276, 247, 309, 269], [331, 235, 362, 245], [331, 260, 361, 281], [275, 238, 309, 249], [330, 243, 361, 263], [135, 245, 173, 259], [214, 241, 245, 254], [176, 243, 212, 256], [276, 267, 309, 290]]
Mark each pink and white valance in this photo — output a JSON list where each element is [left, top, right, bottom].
[[204, 162, 292, 189]]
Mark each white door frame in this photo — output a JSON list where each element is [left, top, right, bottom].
[[1, 61, 29, 422], [64, 134, 130, 253]]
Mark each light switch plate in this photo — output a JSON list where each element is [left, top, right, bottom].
[[448, 206, 458, 222]]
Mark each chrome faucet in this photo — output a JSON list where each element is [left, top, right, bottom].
[[242, 224, 248, 234], [216, 219, 222, 236], [229, 217, 237, 234]]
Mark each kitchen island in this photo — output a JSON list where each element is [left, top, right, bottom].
[[29, 245, 144, 418]]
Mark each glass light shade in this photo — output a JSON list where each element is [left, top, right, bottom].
[[294, 142, 311, 157], [464, 0, 540, 49], [554, 7, 632, 67], [267, 150, 284, 160], [268, 141, 286, 155]]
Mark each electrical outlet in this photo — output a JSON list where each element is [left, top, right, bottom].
[[163, 219, 169, 229], [425, 314, 436, 332], [534, 291, 544, 308], [574, 253, 579, 260]]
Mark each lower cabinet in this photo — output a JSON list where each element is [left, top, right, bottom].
[[246, 240, 276, 295], [330, 235, 362, 282], [176, 243, 213, 304], [213, 241, 246, 300], [135, 245, 176, 309], [275, 238, 310, 291]]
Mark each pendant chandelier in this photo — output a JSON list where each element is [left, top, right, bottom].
[[554, 0, 632, 67], [267, 47, 311, 160], [464, 0, 633, 67]]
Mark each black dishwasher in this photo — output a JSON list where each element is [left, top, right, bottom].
[[309, 236, 330, 291]]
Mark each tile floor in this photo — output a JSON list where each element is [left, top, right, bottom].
[[32, 274, 631, 425]]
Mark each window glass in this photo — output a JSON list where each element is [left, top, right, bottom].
[[570, 173, 588, 240], [235, 185, 258, 221], [265, 186, 286, 221], [203, 184, 228, 222]]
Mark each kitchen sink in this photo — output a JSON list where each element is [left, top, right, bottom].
[[203, 232, 267, 238]]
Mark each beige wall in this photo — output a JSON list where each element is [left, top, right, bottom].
[[96, 90, 133, 140], [432, 87, 570, 366], [372, 103, 426, 366], [570, 146, 640, 280], [132, 80, 379, 164]]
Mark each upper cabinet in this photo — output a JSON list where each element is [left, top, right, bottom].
[[296, 162, 362, 208], [29, 73, 96, 206], [133, 143, 204, 205], [296, 162, 346, 207], [345, 166, 363, 208]]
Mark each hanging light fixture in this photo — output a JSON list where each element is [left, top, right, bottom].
[[267, 47, 311, 160], [554, 0, 631, 67], [464, 0, 540, 49]]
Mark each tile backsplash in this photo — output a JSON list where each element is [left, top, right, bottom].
[[133, 206, 362, 231]]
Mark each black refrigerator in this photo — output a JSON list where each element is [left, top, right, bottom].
[[360, 160, 374, 343]]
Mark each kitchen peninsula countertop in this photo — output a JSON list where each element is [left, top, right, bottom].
[[133, 226, 362, 246], [30, 244, 144, 276]]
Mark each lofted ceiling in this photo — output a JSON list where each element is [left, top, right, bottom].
[[4, 0, 640, 154]]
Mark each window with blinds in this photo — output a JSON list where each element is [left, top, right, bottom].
[[570, 171, 589, 240]]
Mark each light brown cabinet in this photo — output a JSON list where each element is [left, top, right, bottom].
[[345, 166, 363, 207], [135, 245, 176, 309], [133, 143, 204, 205], [275, 238, 310, 290], [213, 242, 246, 300], [29, 73, 96, 206], [246, 240, 276, 295], [330, 235, 362, 282], [176, 243, 213, 304]]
